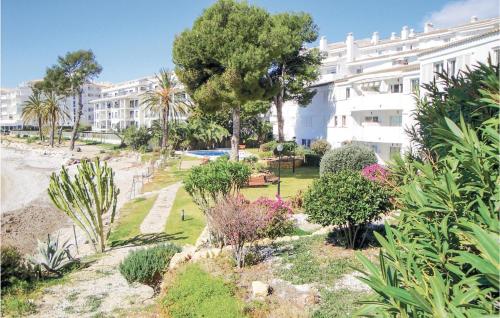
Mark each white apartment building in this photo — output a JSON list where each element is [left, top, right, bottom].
[[272, 17, 500, 163], [0, 81, 39, 131], [91, 76, 188, 132], [0, 81, 104, 131]]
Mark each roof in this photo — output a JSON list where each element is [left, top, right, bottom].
[[418, 28, 500, 56]]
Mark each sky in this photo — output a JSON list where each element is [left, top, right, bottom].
[[2, 0, 499, 87]]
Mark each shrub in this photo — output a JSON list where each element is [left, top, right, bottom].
[[259, 140, 277, 152], [48, 158, 119, 252], [209, 196, 267, 267], [184, 157, 251, 214], [119, 243, 180, 292], [310, 139, 331, 156], [242, 155, 258, 164], [254, 196, 295, 239], [123, 126, 151, 150], [162, 264, 244, 318], [319, 144, 376, 176], [356, 62, 500, 316], [303, 170, 391, 248], [258, 150, 273, 159], [361, 163, 389, 184], [303, 151, 321, 167], [1, 246, 32, 289], [273, 141, 297, 157], [289, 190, 304, 209]]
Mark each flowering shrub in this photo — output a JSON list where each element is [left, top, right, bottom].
[[254, 196, 295, 239], [210, 196, 268, 268], [361, 163, 389, 183]]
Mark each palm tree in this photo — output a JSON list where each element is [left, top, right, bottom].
[[21, 92, 46, 141], [141, 69, 188, 150], [44, 92, 67, 147]]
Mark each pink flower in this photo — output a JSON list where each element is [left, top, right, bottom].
[[361, 163, 389, 183]]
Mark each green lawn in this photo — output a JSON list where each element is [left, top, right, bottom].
[[141, 160, 189, 193], [108, 195, 158, 244], [165, 187, 206, 245], [241, 166, 318, 200]]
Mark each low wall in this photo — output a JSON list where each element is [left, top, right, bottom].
[[11, 130, 122, 145], [264, 158, 303, 169]]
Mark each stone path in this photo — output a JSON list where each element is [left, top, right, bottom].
[[140, 182, 182, 234], [30, 246, 155, 318]]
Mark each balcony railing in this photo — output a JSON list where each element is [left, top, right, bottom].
[[351, 126, 405, 144]]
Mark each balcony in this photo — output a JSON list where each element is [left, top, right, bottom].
[[351, 125, 405, 144], [348, 93, 413, 112]]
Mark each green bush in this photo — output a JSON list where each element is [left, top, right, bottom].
[[310, 139, 331, 156], [273, 141, 297, 157], [184, 157, 251, 213], [162, 264, 244, 318], [303, 151, 321, 167], [303, 170, 391, 248], [259, 140, 277, 152], [319, 144, 376, 176], [123, 126, 151, 150], [356, 62, 500, 316], [258, 150, 273, 159], [1, 246, 32, 289], [119, 244, 180, 291]]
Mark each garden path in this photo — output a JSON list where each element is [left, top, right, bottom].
[[140, 182, 182, 234], [29, 246, 154, 318]]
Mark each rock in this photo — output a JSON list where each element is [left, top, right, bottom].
[[251, 281, 270, 298]]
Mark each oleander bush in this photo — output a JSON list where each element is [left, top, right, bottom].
[[254, 196, 295, 239], [319, 144, 376, 176], [310, 139, 331, 157], [356, 61, 500, 316], [303, 170, 391, 249], [119, 243, 180, 292], [184, 157, 251, 214]]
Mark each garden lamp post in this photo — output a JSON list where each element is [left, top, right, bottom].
[[276, 143, 283, 196]]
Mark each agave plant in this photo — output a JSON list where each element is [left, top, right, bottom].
[[30, 234, 75, 277]]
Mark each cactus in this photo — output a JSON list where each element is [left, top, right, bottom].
[[48, 157, 120, 253], [30, 234, 75, 277]]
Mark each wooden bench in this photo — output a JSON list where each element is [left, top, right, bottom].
[[247, 175, 267, 187]]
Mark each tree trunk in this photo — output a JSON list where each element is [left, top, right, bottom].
[[50, 114, 55, 147], [38, 118, 43, 141], [230, 106, 240, 161], [69, 90, 83, 151], [275, 94, 285, 142], [58, 125, 63, 144], [161, 108, 168, 150]]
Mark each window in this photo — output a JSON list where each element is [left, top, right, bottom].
[[390, 146, 401, 158], [364, 116, 379, 123], [329, 65, 337, 74], [390, 84, 403, 93], [356, 67, 363, 74], [433, 62, 444, 74], [342, 115, 346, 127], [129, 111, 134, 117], [411, 78, 420, 93], [334, 116, 338, 127], [346, 88, 351, 99], [389, 115, 402, 126], [130, 100, 134, 108], [495, 49, 500, 66], [447, 59, 456, 76], [301, 139, 311, 148], [370, 144, 379, 154], [396, 47, 403, 52]]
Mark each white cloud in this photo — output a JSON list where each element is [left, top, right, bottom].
[[423, 0, 499, 28]]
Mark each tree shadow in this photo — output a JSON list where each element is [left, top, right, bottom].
[[325, 223, 387, 249], [109, 232, 187, 248]]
